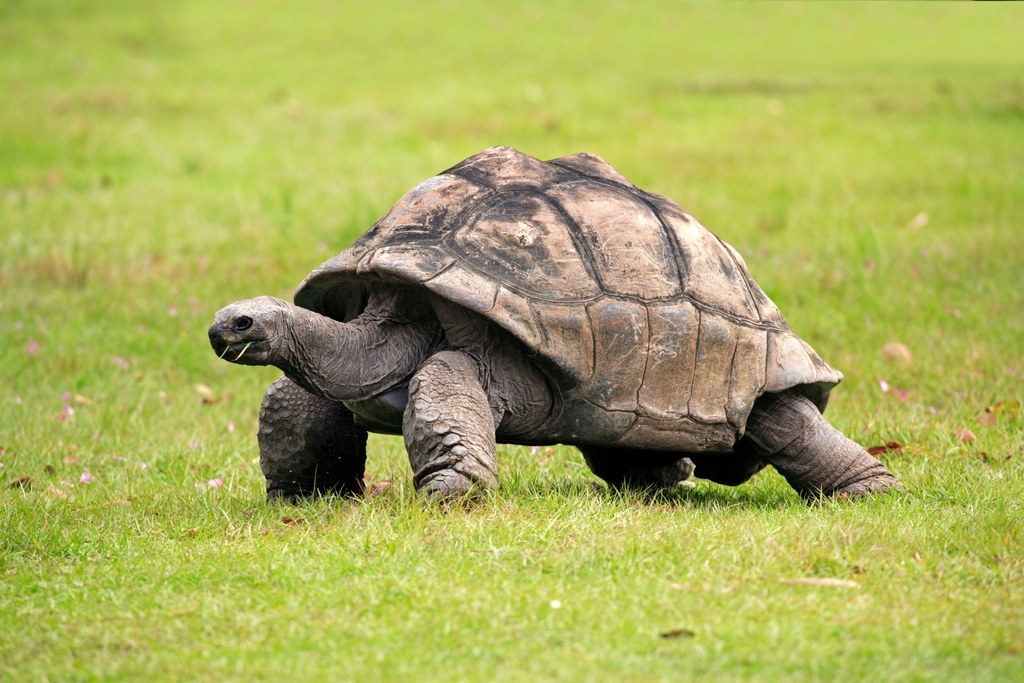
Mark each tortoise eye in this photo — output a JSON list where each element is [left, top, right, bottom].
[[233, 316, 253, 332]]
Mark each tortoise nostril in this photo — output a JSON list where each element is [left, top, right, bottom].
[[234, 316, 253, 332]]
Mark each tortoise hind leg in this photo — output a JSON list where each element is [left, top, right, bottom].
[[258, 376, 368, 502], [580, 447, 695, 491], [741, 390, 900, 499]]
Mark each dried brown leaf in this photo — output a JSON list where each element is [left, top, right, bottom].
[[9, 476, 32, 490], [954, 428, 977, 444], [200, 392, 232, 406], [47, 483, 69, 499], [660, 628, 696, 639], [281, 516, 305, 526], [882, 342, 913, 365], [367, 480, 393, 496], [905, 212, 929, 230], [989, 399, 1021, 420], [867, 441, 903, 457]]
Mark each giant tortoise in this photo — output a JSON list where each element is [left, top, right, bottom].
[[208, 146, 898, 501]]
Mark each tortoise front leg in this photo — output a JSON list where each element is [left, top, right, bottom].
[[403, 351, 499, 500], [258, 376, 368, 502], [741, 390, 900, 499]]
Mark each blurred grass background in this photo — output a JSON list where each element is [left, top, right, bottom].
[[1, 2, 1022, 681]]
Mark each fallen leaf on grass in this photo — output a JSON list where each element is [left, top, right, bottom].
[[780, 578, 859, 588], [660, 628, 696, 639], [63, 455, 80, 465], [196, 384, 232, 405], [882, 342, 913, 365], [980, 400, 1021, 427], [954, 428, 977, 444], [47, 483, 69, 499], [73, 394, 95, 406], [8, 477, 32, 490], [867, 441, 903, 457], [905, 211, 929, 230], [281, 516, 304, 526], [367, 480, 393, 496]]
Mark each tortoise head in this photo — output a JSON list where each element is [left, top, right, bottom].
[[208, 296, 292, 366]]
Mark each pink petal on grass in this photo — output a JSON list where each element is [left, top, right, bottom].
[[207, 477, 224, 488], [891, 387, 913, 403], [80, 472, 93, 484], [26, 340, 39, 355], [531, 446, 541, 454], [877, 378, 890, 393], [227, 422, 236, 433]]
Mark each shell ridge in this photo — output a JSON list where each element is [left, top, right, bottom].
[[419, 260, 458, 284], [548, 161, 632, 189], [724, 333, 741, 428], [526, 298, 549, 354], [585, 304, 599, 389], [637, 305, 654, 415], [685, 308, 703, 418], [712, 234, 761, 321], [539, 192, 608, 292], [633, 192, 693, 298], [446, 167, 495, 191]]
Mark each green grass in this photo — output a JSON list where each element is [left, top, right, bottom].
[[1, 1, 1022, 680]]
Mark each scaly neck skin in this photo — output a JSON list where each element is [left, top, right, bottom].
[[275, 295, 442, 403]]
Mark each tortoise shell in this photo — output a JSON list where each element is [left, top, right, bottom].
[[295, 147, 842, 452]]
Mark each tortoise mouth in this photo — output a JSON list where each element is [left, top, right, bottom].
[[213, 338, 270, 363]]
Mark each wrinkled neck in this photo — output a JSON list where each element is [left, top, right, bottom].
[[277, 301, 441, 402]]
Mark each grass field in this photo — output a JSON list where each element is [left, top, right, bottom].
[[2, 2, 1023, 681]]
